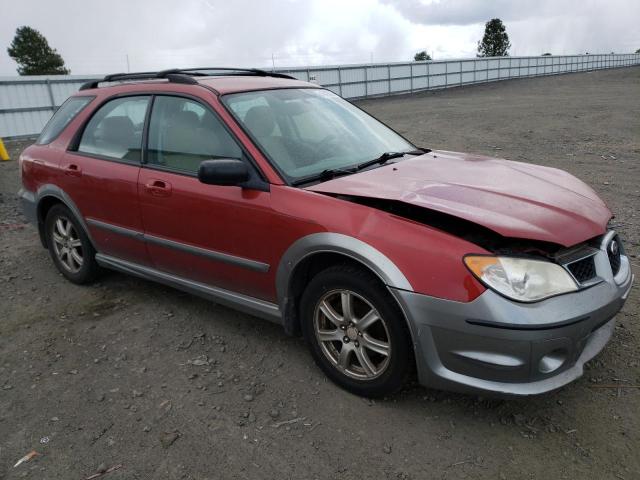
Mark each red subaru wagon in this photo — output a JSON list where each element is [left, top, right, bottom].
[[19, 68, 633, 397]]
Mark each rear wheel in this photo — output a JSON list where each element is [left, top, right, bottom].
[[300, 264, 412, 397], [44, 204, 100, 284]]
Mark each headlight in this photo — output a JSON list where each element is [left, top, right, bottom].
[[464, 255, 578, 302]]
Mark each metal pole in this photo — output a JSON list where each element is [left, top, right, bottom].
[[364, 66, 368, 98], [410, 63, 414, 93], [45, 79, 56, 111], [126, 54, 130, 73], [445, 61, 448, 88], [426, 61, 430, 90]]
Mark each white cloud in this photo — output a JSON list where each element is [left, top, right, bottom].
[[0, 0, 638, 75]]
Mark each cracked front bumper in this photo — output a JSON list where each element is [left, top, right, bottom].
[[392, 249, 633, 396]]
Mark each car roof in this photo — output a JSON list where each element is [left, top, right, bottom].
[[77, 69, 320, 96], [196, 75, 318, 95]]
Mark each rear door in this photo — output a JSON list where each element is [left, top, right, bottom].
[[137, 94, 277, 301], [61, 95, 151, 265]]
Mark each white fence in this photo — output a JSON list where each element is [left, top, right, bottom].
[[1, 53, 639, 139]]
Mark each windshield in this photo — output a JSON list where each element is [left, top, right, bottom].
[[223, 88, 416, 182]]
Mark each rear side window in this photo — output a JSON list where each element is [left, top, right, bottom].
[[147, 96, 242, 174], [78, 96, 149, 163], [36, 96, 93, 145]]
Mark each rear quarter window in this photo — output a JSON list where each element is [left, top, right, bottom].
[[36, 96, 94, 145]]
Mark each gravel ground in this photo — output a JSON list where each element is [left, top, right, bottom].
[[1, 67, 638, 480]]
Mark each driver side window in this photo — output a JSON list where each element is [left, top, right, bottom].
[[147, 96, 242, 174]]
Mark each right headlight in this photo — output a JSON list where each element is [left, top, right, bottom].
[[464, 255, 578, 302]]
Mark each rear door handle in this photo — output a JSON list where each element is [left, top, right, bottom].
[[145, 179, 172, 197], [64, 164, 82, 177]]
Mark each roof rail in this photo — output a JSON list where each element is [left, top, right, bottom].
[[79, 67, 296, 90], [176, 67, 296, 80]]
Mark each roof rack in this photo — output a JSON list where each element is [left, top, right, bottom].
[[79, 67, 296, 90]]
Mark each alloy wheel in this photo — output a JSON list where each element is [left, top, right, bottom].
[[313, 289, 391, 380], [51, 216, 84, 273]]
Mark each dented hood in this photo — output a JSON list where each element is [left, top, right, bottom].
[[307, 150, 611, 247]]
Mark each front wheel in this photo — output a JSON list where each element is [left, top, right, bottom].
[[300, 264, 413, 397]]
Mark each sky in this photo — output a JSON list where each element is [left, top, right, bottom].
[[1, 0, 639, 75]]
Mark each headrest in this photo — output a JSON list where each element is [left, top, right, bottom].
[[100, 116, 135, 145], [243, 105, 276, 138]]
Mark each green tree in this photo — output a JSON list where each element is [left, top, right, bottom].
[[477, 19, 511, 57], [635, 48, 639, 53], [542, 52, 552, 56], [414, 50, 432, 61], [7, 26, 70, 75]]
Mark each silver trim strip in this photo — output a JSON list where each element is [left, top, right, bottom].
[[145, 234, 269, 272], [95, 253, 281, 323], [86, 218, 269, 273], [87, 218, 144, 240]]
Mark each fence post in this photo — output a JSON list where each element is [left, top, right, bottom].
[[410, 63, 414, 93], [364, 65, 368, 98], [45, 78, 56, 112], [337, 67, 343, 97], [445, 61, 448, 88], [387, 64, 391, 95]]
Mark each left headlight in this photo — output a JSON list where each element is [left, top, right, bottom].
[[464, 255, 578, 302]]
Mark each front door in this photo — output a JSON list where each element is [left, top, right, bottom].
[[137, 94, 277, 301]]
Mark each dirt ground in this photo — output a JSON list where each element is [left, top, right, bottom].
[[1, 67, 638, 480]]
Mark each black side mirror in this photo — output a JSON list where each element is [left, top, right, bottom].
[[198, 159, 250, 186]]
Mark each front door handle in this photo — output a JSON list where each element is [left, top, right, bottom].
[[64, 164, 82, 177], [145, 179, 172, 197]]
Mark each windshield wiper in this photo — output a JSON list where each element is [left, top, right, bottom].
[[356, 149, 425, 171], [291, 166, 357, 186], [291, 149, 429, 187]]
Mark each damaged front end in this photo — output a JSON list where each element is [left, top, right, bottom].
[[329, 193, 622, 295], [322, 193, 633, 395]]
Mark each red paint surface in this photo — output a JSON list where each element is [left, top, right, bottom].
[[309, 150, 611, 247], [20, 77, 613, 306]]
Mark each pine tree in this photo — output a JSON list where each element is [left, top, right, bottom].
[[477, 19, 511, 57], [7, 26, 70, 75], [414, 51, 432, 61]]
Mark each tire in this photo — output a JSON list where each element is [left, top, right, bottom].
[[44, 204, 100, 284], [300, 264, 413, 397]]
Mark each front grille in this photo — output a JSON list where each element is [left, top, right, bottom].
[[607, 235, 622, 276], [566, 256, 597, 284]]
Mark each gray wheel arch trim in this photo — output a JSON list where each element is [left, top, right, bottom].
[[276, 232, 413, 314], [34, 184, 96, 248]]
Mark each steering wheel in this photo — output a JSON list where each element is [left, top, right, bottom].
[[313, 134, 341, 157]]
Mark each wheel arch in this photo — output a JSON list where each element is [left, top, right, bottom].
[[276, 233, 414, 336], [35, 185, 96, 249]]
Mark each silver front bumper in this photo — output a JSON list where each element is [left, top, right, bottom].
[[392, 246, 633, 396]]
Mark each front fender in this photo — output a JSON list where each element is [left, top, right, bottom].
[[275, 232, 413, 308]]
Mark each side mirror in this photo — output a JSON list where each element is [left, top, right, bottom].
[[198, 159, 250, 186]]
